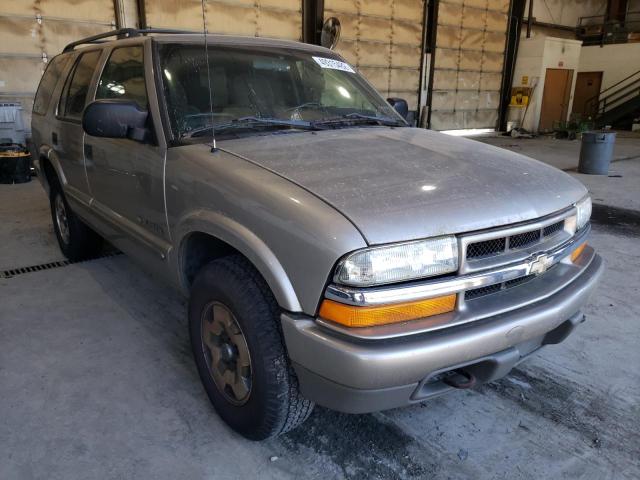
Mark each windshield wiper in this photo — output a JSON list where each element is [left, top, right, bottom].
[[181, 116, 318, 139], [312, 113, 406, 128]]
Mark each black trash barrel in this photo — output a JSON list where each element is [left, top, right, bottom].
[[578, 131, 616, 175], [0, 144, 31, 184]]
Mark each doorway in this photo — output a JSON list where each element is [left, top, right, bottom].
[[539, 68, 574, 131], [572, 71, 603, 119], [608, 0, 628, 21]]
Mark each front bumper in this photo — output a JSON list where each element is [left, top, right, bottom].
[[281, 251, 604, 413]]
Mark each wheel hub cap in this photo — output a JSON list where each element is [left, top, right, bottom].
[[201, 302, 252, 405], [54, 194, 70, 245]]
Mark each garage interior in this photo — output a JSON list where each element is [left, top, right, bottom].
[[1, 0, 639, 479]]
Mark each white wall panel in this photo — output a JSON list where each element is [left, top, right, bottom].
[[325, 0, 425, 111], [144, 0, 302, 40], [430, 0, 509, 130]]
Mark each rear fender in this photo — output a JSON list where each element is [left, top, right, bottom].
[[37, 144, 66, 194]]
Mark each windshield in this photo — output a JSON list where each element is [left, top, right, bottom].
[[158, 43, 405, 140]]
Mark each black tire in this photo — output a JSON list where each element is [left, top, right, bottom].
[[49, 179, 103, 262], [189, 255, 314, 440]]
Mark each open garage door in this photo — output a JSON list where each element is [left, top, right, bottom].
[[430, 0, 510, 130], [324, 0, 425, 113], [0, 1, 115, 133], [143, 0, 302, 40]]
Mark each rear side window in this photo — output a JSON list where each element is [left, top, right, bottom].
[[33, 55, 70, 115], [96, 46, 148, 109], [58, 50, 102, 120]]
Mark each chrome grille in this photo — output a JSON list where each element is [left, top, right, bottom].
[[466, 238, 506, 259], [543, 220, 564, 237], [464, 283, 501, 300], [465, 274, 536, 301], [465, 218, 568, 263], [509, 229, 541, 249], [504, 274, 536, 288], [459, 207, 577, 300]]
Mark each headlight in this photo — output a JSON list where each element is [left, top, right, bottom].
[[334, 236, 458, 287], [576, 196, 592, 230]]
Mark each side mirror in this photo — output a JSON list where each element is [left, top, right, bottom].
[[387, 97, 409, 120], [83, 100, 148, 141]]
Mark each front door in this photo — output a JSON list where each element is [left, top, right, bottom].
[[572, 71, 603, 119], [539, 68, 574, 131], [84, 44, 170, 261]]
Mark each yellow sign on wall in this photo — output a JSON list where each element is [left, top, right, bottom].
[[510, 87, 531, 107], [521, 75, 529, 85]]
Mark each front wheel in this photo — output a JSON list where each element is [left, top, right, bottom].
[[189, 255, 314, 440]]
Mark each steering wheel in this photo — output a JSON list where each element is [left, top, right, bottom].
[[285, 102, 324, 112], [285, 102, 328, 121]]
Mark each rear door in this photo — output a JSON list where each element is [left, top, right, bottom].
[[31, 54, 71, 161], [84, 42, 170, 261], [55, 49, 103, 205]]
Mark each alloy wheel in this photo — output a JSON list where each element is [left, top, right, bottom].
[[54, 193, 70, 245], [201, 302, 252, 405]]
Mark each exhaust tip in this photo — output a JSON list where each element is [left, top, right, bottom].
[[442, 369, 476, 389]]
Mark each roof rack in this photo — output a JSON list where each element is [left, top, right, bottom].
[[63, 28, 197, 52]]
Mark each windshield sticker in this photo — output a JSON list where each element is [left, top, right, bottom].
[[312, 56, 355, 73]]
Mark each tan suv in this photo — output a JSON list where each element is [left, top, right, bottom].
[[31, 29, 603, 439]]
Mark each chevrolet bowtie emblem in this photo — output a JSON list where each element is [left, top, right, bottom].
[[529, 254, 553, 275]]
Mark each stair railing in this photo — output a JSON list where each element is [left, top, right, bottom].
[[584, 70, 640, 118]]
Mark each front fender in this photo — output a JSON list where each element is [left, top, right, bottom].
[[165, 143, 367, 315], [174, 209, 303, 312]]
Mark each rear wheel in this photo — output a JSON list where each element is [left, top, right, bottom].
[[189, 255, 314, 440], [49, 181, 103, 261]]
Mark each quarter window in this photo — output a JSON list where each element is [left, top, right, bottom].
[[33, 55, 70, 115], [58, 50, 102, 120], [96, 46, 147, 109]]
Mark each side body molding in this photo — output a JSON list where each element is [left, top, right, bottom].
[[174, 209, 303, 312]]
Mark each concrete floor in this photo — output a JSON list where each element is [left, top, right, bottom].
[[1, 135, 639, 479]]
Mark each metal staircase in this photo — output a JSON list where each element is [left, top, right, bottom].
[[586, 70, 640, 129]]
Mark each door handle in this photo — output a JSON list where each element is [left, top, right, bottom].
[[52, 132, 58, 145], [84, 144, 93, 161]]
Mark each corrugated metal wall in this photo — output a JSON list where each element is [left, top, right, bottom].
[[430, 0, 510, 130], [324, 0, 425, 111], [144, 0, 302, 40], [0, 1, 115, 131]]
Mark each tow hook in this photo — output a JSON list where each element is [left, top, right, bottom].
[[442, 369, 476, 389]]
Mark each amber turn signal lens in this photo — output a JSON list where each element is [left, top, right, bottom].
[[571, 242, 587, 262], [318, 295, 456, 328]]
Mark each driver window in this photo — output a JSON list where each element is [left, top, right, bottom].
[[96, 46, 148, 109]]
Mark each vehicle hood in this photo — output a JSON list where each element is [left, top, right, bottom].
[[219, 127, 587, 245]]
